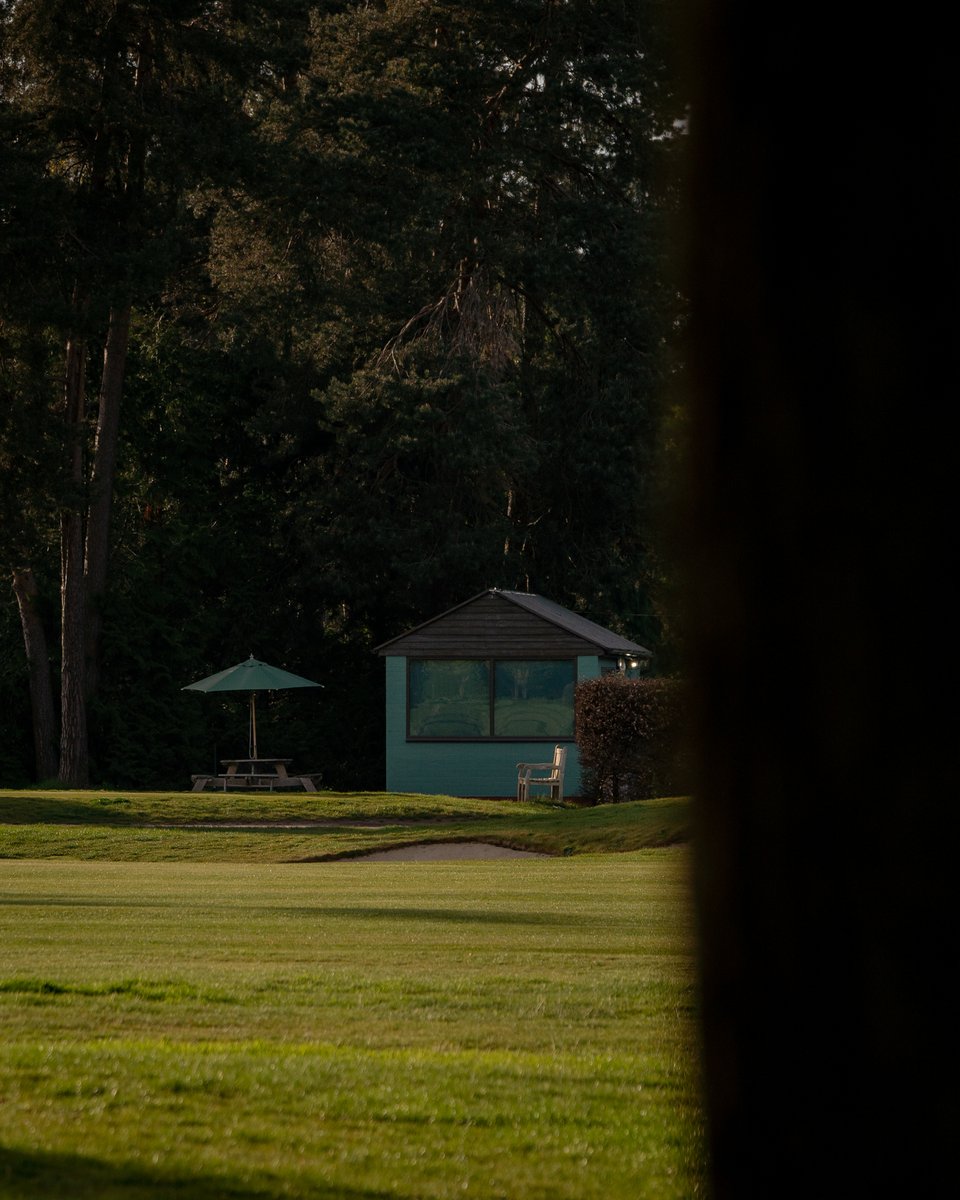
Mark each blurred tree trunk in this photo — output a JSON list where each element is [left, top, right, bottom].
[[679, 4, 953, 1194]]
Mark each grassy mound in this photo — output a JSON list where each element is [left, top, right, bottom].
[[0, 790, 691, 862]]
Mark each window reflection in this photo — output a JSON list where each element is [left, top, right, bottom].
[[409, 660, 491, 737], [408, 659, 575, 738], [494, 660, 575, 737]]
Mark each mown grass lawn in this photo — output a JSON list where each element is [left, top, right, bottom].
[[0, 795, 704, 1199]]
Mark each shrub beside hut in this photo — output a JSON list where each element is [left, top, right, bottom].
[[575, 675, 685, 803]]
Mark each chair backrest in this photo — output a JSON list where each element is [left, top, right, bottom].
[[552, 745, 566, 778]]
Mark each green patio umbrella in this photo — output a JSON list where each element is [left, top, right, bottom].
[[183, 655, 322, 759]]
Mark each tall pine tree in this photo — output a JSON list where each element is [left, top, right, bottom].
[[0, 1, 310, 783], [213, 0, 680, 641]]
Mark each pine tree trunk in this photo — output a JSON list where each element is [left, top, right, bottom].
[[84, 304, 131, 697], [81, 23, 149, 699], [58, 333, 89, 787], [12, 568, 59, 781]]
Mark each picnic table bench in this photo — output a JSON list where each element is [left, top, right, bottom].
[[191, 757, 321, 792]]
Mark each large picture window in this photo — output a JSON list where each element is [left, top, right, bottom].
[[408, 660, 491, 737], [408, 659, 575, 739]]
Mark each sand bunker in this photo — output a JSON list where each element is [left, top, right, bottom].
[[354, 841, 548, 862]]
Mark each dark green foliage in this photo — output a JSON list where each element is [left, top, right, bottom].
[[1, 1, 318, 785], [575, 675, 684, 803], [221, 0, 680, 632], [1, 1, 680, 787]]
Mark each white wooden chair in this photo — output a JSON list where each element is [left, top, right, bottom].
[[516, 745, 567, 802]]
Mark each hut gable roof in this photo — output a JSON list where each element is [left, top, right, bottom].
[[374, 590, 651, 658]]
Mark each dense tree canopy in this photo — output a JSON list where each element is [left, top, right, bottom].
[[0, 0, 681, 788]]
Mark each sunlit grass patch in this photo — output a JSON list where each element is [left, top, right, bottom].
[[1, 1038, 703, 1199], [0, 789, 532, 826]]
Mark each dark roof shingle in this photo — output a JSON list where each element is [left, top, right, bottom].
[[375, 589, 651, 657]]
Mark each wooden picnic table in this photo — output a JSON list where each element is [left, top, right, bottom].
[[190, 758, 320, 792], [221, 757, 292, 778]]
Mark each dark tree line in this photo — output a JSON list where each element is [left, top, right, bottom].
[[1, 1, 680, 788]]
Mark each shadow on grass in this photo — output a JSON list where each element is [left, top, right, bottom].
[[0, 798, 141, 826], [0, 899, 581, 926], [277, 904, 585, 926], [0, 1144, 395, 1200], [0, 897, 186, 909]]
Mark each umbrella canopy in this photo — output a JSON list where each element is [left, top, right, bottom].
[[184, 655, 321, 695], [183, 656, 322, 758]]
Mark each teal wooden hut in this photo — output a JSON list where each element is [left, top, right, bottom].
[[375, 589, 652, 797]]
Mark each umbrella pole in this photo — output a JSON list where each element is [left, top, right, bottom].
[[250, 692, 258, 760]]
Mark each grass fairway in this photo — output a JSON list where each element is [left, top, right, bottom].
[[0, 797, 704, 1198]]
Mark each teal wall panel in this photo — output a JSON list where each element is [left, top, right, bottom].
[[384, 655, 601, 797]]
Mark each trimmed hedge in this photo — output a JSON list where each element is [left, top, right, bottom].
[[575, 675, 685, 803]]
